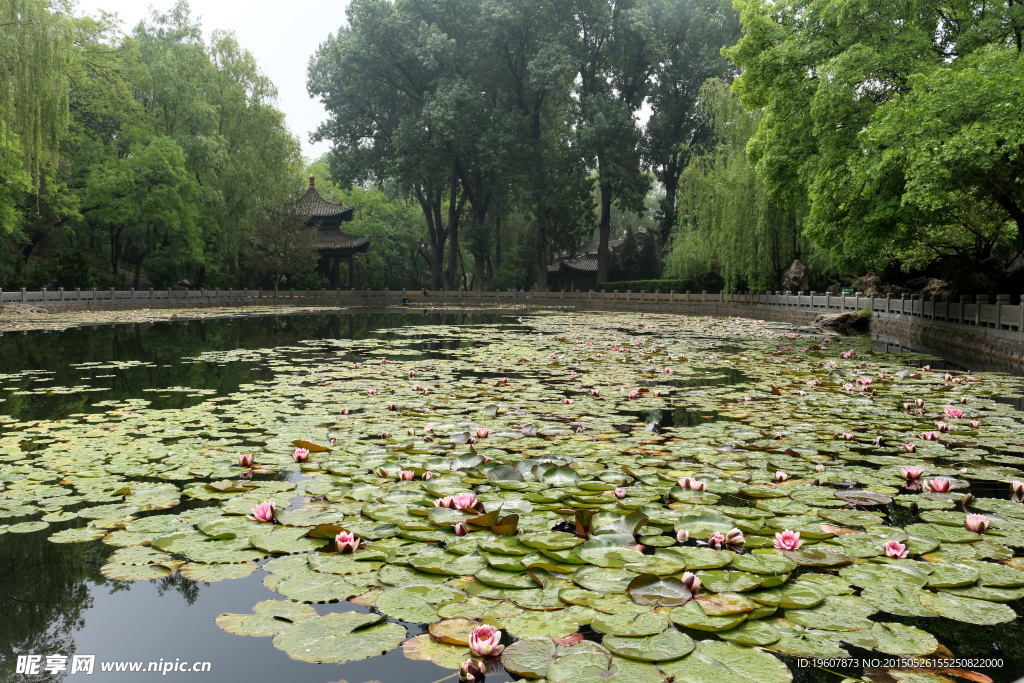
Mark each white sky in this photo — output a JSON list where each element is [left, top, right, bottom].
[[72, 0, 352, 161]]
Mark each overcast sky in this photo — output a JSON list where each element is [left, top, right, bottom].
[[73, 0, 352, 161]]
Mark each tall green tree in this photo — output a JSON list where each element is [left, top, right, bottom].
[[646, 0, 740, 241], [728, 0, 1024, 273], [665, 79, 819, 290], [0, 0, 73, 233], [571, 0, 655, 285]]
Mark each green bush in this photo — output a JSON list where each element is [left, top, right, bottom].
[[598, 279, 720, 294]]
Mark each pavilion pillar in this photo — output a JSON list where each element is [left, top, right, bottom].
[[348, 253, 355, 289], [332, 257, 340, 289]]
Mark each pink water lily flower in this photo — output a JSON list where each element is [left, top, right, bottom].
[[469, 625, 504, 657], [965, 514, 989, 532], [614, 487, 626, 499], [905, 443, 917, 453], [945, 407, 964, 420], [424, 423, 434, 432], [725, 528, 745, 545], [652, 390, 661, 398], [452, 492, 478, 510], [927, 478, 952, 492], [970, 420, 981, 429], [367, 388, 377, 397], [884, 540, 908, 558], [900, 466, 923, 480], [435, 496, 454, 508], [842, 433, 854, 440], [629, 389, 639, 401], [680, 571, 701, 593], [475, 427, 489, 438], [500, 377, 509, 384], [815, 464, 826, 473], [920, 431, 940, 441], [843, 383, 855, 391], [775, 471, 789, 483], [408, 370, 415, 378], [564, 398, 574, 404], [773, 529, 803, 550], [798, 390, 807, 396], [399, 469, 415, 481], [340, 407, 350, 415], [591, 388, 600, 396], [238, 453, 254, 468], [293, 448, 310, 463], [678, 477, 707, 491], [411, 384, 420, 391], [676, 529, 690, 543], [381, 358, 388, 365], [422, 471, 434, 480], [248, 500, 276, 523], [335, 531, 359, 554], [664, 367, 673, 375]]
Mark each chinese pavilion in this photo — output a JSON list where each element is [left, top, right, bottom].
[[295, 175, 370, 288]]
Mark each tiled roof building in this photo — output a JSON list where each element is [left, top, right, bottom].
[[293, 176, 370, 288]]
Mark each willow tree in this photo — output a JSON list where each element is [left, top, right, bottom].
[[665, 79, 819, 291], [0, 0, 73, 232]]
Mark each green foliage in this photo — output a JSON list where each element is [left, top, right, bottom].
[[727, 0, 1024, 274], [598, 279, 717, 293], [664, 79, 834, 291]]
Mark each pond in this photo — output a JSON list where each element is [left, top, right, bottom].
[[2, 311, 1024, 683]]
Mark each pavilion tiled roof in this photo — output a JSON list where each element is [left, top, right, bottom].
[[316, 232, 370, 251], [294, 176, 355, 220]]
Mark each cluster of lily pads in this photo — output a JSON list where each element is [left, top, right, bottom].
[[2, 312, 1024, 682]]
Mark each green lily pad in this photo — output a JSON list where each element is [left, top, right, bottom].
[[918, 592, 1017, 625], [272, 611, 406, 663], [603, 629, 695, 662]]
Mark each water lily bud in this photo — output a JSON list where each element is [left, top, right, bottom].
[[773, 432, 783, 440], [399, 469, 415, 481], [375, 467, 389, 478], [815, 464, 826, 473], [775, 471, 789, 483], [725, 528, 745, 545], [422, 471, 433, 481], [680, 571, 701, 593], [842, 433, 854, 441], [238, 453, 254, 468], [676, 529, 690, 543], [335, 530, 359, 554], [388, 401, 397, 411], [292, 448, 310, 463], [905, 443, 916, 452], [411, 384, 420, 391], [476, 427, 489, 438], [915, 398, 925, 408], [970, 420, 981, 429], [408, 370, 415, 378], [873, 436, 884, 446], [965, 513, 989, 532], [903, 402, 912, 411], [367, 388, 377, 397], [959, 397, 968, 405], [453, 522, 468, 537]]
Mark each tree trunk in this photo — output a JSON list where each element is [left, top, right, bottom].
[[495, 215, 502, 271], [659, 158, 679, 241], [597, 178, 612, 286], [473, 254, 485, 291], [133, 256, 144, 290], [536, 217, 549, 291], [445, 167, 460, 291], [196, 265, 206, 289], [414, 184, 446, 290]]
